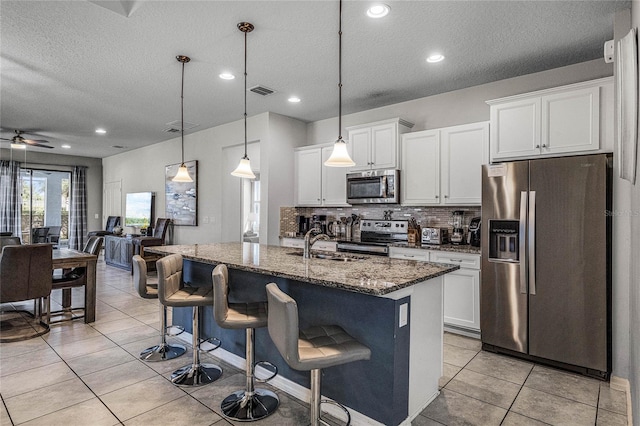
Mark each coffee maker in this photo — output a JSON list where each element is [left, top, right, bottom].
[[450, 210, 466, 245], [468, 216, 481, 247]]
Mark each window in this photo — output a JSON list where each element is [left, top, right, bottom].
[[20, 169, 70, 244]]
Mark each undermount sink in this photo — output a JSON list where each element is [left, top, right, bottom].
[[288, 251, 368, 262]]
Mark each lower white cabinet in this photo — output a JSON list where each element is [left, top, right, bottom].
[[280, 238, 337, 252], [389, 247, 481, 333]]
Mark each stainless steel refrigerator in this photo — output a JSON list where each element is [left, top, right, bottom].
[[481, 154, 611, 379]]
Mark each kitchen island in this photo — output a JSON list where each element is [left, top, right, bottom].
[[147, 242, 459, 425]]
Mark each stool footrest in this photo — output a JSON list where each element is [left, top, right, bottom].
[[171, 363, 222, 387], [319, 400, 351, 426], [199, 336, 222, 353], [165, 324, 184, 337], [221, 389, 279, 421], [140, 343, 186, 362], [254, 360, 278, 383]]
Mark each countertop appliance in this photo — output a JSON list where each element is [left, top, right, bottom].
[[468, 217, 481, 247], [346, 169, 399, 204], [449, 210, 466, 245], [337, 219, 408, 255], [481, 154, 611, 379], [421, 227, 449, 245]]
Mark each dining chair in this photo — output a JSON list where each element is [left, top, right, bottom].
[[0, 244, 53, 342], [88, 216, 121, 237], [31, 227, 49, 244], [132, 218, 171, 273]]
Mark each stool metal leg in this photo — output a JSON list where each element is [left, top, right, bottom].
[[221, 328, 279, 421], [171, 306, 222, 386], [310, 369, 322, 426], [140, 304, 186, 362]]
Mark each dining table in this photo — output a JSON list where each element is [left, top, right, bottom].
[[52, 248, 98, 323]]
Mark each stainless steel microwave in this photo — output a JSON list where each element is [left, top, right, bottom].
[[346, 169, 399, 204]]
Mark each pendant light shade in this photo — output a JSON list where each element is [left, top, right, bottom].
[[231, 22, 256, 180], [173, 55, 193, 183], [325, 0, 355, 168]]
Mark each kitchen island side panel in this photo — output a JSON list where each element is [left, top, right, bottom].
[[175, 259, 411, 425]]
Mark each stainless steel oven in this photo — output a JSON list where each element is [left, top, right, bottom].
[[337, 219, 408, 256], [346, 169, 399, 204]]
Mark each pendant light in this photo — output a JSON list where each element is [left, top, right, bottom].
[[172, 55, 193, 183], [324, 0, 355, 167], [231, 22, 256, 179]]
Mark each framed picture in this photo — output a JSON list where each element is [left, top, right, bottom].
[[165, 160, 197, 226]]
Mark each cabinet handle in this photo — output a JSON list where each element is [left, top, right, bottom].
[[317, 198, 321, 201], [542, 144, 547, 148], [435, 195, 439, 199], [449, 258, 464, 262], [404, 255, 415, 258], [535, 145, 540, 148], [444, 195, 448, 198]]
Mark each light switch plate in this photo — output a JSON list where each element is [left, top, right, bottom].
[[94, 213, 99, 219], [399, 303, 408, 327]]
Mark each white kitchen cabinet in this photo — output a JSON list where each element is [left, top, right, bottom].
[[430, 251, 481, 333], [294, 145, 349, 207], [401, 130, 440, 205], [388, 246, 430, 262], [347, 118, 412, 171], [488, 78, 612, 162], [401, 122, 488, 206], [441, 122, 489, 205]]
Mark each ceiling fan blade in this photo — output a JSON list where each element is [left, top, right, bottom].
[[0, 137, 13, 141], [22, 141, 54, 149], [23, 138, 50, 144]]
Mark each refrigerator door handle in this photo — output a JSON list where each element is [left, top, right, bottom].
[[529, 191, 536, 295], [519, 191, 527, 294]]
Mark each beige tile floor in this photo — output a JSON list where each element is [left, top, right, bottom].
[[0, 257, 629, 426]]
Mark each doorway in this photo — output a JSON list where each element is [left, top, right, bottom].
[[20, 168, 71, 245]]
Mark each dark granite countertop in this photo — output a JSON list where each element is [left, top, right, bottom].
[[146, 242, 459, 296]]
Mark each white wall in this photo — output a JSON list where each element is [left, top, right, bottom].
[[102, 111, 305, 245]]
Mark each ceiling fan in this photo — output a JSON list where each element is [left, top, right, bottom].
[[0, 130, 54, 149]]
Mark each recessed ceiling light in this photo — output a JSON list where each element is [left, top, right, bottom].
[[288, 96, 301, 103], [219, 73, 235, 80], [367, 4, 390, 18], [95, 128, 107, 134], [61, 144, 71, 149], [426, 54, 445, 63]]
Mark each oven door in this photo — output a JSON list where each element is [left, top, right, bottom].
[[346, 175, 386, 203]]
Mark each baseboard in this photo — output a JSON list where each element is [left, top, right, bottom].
[[444, 324, 481, 339], [177, 332, 385, 425], [609, 375, 633, 426]]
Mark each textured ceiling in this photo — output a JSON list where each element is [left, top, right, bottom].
[[0, 0, 630, 158]]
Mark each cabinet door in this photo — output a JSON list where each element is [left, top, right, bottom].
[[542, 86, 600, 155], [371, 123, 396, 169], [441, 122, 489, 205], [443, 269, 480, 331], [348, 128, 371, 170], [321, 146, 350, 206], [401, 130, 440, 205], [490, 98, 541, 160], [295, 149, 322, 206]]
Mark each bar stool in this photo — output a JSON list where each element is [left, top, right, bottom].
[[157, 254, 222, 386], [212, 264, 279, 421], [265, 283, 371, 426], [132, 255, 186, 362]]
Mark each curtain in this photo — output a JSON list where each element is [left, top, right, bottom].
[[0, 160, 22, 237], [68, 166, 88, 250]]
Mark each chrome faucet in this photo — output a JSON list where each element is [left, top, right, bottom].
[[304, 229, 330, 259]]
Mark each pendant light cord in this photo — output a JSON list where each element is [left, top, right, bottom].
[[338, 0, 343, 142], [244, 28, 248, 159], [181, 59, 185, 164]]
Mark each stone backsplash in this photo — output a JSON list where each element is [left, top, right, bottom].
[[280, 205, 481, 237]]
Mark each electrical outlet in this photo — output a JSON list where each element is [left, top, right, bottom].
[[202, 216, 209, 224], [399, 303, 408, 327], [94, 213, 99, 219]]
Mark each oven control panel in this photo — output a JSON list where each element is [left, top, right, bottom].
[[360, 220, 408, 235]]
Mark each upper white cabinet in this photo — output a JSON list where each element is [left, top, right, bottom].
[[488, 78, 613, 162], [294, 144, 350, 207], [347, 118, 413, 170], [401, 122, 489, 206]]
